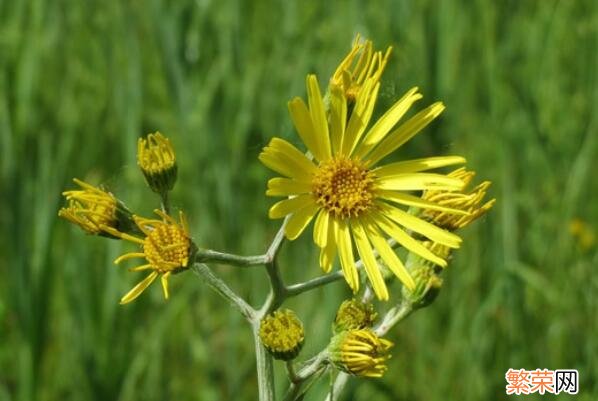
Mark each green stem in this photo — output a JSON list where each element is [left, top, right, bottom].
[[191, 263, 255, 322], [195, 249, 269, 267], [253, 322, 275, 401]]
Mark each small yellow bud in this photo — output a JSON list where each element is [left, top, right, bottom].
[[333, 299, 377, 333], [259, 309, 305, 361], [328, 329, 393, 378], [137, 132, 177, 194]]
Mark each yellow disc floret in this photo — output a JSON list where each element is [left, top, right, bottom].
[[142, 222, 189, 273], [312, 157, 375, 219]]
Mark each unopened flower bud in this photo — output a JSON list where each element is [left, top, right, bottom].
[[137, 132, 177, 194], [328, 329, 393, 378], [402, 264, 443, 308], [259, 309, 304, 361], [333, 299, 377, 333]]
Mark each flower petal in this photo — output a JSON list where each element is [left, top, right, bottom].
[[375, 190, 470, 215], [288, 97, 326, 162], [354, 87, 422, 158], [319, 218, 337, 273], [285, 202, 319, 240], [266, 178, 312, 197], [351, 220, 389, 301], [377, 201, 461, 248], [364, 102, 445, 167], [306, 75, 331, 160], [374, 156, 466, 177], [269, 194, 315, 219], [313, 209, 329, 248], [342, 79, 379, 156], [362, 216, 415, 291], [120, 271, 159, 304], [329, 85, 347, 155], [376, 173, 464, 191], [335, 219, 359, 292], [371, 212, 446, 267]]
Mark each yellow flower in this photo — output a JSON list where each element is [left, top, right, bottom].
[[330, 35, 391, 102], [59, 178, 132, 236], [259, 309, 305, 361], [328, 329, 393, 378], [102, 209, 192, 304], [421, 168, 495, 231], [569, 218, 595, 250], [137, 132, 177, 194], [260, 73, 467, 300]]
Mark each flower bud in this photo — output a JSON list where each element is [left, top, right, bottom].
[[328, 329, 393, 378], [259, 309, 305, 361], [402, 264, 443, 308], [137, 132, 177, 194], [333, 299, 377, 333]]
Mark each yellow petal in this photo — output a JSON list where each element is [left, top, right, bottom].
[[319, 218, 337, 273], [376, 173, 464, 191], [329, 85, 347, 155], [374, 156, 466, 177], [313, 209, 329, 247], [306, 75, 331, 160], [288, 97, 326, 162], [351, 220, 389, 301], [375, 190, 470, 215], [342, 80, 379, 156], [362, 217, 415, 291], [128, 264, 153, 272], [336, 219, 359, 292], [372, 212, 446, 267], [161, 272, 171, 300], [266, 178, 312, 197], [377, 202, 461, 248], [354, 87, 422, 158], [120, 271, 159, 304], [259, 144, 314, 181], [364, 102, 445, 167], [285, 203, 319, 240], [114, 252, 146, 264], [269, 195, 315, 219], [268, 138, 317, 174]]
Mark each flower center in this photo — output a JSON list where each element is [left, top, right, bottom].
[[312, 157, 375, 219], [143, 224, 189, 272]]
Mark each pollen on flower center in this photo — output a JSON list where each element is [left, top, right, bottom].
[[143, 224, 189, 272], [312, 157, 375, 219]]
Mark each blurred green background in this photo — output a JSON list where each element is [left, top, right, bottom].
[[1, 0, 597, 400]]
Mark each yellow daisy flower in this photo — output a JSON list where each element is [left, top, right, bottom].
[[59, 178, 132, 236], [330, 35, 391, 102], [260, 74, 467, 300], [102, 209, 192, 304]]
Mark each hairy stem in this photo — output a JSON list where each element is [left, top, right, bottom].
[[191, 263, 255, 321], [253, 322, 276, 401]]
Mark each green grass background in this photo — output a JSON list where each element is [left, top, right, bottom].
[[1, 0, 596, 400]]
